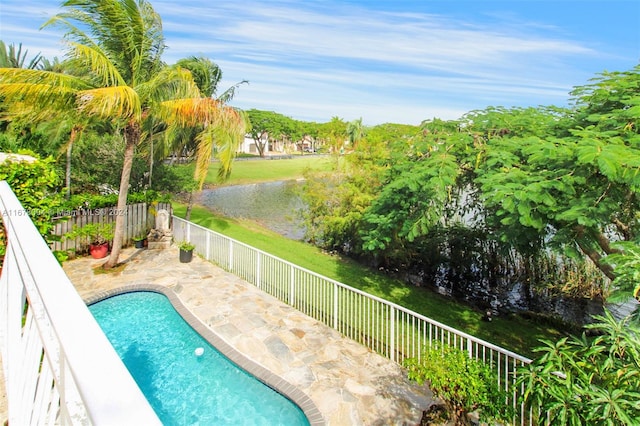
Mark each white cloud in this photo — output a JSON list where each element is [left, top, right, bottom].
[[2, 0, 632, 125]]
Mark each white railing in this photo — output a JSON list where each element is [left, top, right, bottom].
[[0, 181, 160, 425], [174, 216, 534, 424]]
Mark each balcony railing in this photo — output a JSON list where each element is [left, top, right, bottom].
[[0, 181, 160, 425]]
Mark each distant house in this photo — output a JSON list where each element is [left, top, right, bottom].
[[237, 134, 259, 155], [236, 133, 321, 156], [237, 133, 287, 155]]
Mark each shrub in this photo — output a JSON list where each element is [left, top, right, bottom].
[[517, 311, 640, 425], [65, 222, 115, 246], [404, 342, 512, 425], [0, 152, 61, 268]]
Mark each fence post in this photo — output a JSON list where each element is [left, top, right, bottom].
[[390, 306, 395, 362], [205, 233, 211, 260], [289, 264, 295, 306], [229, 241, 234, 271], [333, 282, 339, 330], [256, 253, 261, 289]]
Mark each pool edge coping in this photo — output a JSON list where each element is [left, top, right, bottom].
[[84, 284, 325, 426]]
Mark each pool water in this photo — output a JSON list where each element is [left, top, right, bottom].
[[89, 292, 310, 425]]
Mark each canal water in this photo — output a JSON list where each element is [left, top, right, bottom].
[[197, 180, 306, 240]]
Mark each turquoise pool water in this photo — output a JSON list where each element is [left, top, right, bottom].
[[89, 291, 310, 426]]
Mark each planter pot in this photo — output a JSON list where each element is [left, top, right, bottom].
[[179, 249, 193, 263], [134, 239, 146, 249], [89, 242, 109, 259]]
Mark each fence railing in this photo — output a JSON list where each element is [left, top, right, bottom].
[[51, 202, 172, 253], [0, 181, 160, 425], [174, 216, 534, 424]]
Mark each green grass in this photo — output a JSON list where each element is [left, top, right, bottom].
[[174, 202, 566, 357], [201, 155, 334, 187]]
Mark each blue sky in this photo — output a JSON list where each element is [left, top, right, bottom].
[[1, 0, 638, 125]]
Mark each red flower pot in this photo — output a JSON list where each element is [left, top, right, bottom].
[[89, 242, 109, 259]]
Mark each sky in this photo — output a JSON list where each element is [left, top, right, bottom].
[[0, 0, 639, 126]]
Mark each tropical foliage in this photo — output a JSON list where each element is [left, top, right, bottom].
[[0, 0, 246, 268], [300, 64, 640, 319], [517, 311, 640, 425], [0, 153, 61, 268], [404, 342, 512, 425], [0, 152, 61, 237]]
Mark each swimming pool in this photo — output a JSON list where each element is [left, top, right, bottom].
[[89, 291, 310, 425]]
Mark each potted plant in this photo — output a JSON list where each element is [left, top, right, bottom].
[[178, 240, 195, 263], [65, 222, 115, 259], [133, 233, 147, 249]]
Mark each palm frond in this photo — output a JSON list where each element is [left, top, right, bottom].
[[158, 97, 226, 127], [138, 66, 200, 106], [76, 86, 141, 120], [66, 41, 126, 87], [0, 73, 80, 118], [0, 68, 89, 89], [194, 107, 247, 188], [217, 80, 249, 103], [46, 0, 165, 86]]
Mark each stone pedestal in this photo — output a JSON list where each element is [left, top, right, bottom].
[[147, 209, 173, 250]]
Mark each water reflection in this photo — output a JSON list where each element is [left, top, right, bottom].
[[197, 180, 306, 240]]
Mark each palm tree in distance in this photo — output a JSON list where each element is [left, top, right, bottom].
[[346, 117, 365, 149], [0, 41, 43, 69], [0, 0, 246, 268]]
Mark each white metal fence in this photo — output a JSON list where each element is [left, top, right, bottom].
[[0, 181, 160, 425], [174, 216, 534, 424]]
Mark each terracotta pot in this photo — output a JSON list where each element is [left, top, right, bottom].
[[89, 242, 109, 259]]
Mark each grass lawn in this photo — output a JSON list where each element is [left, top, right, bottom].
[[198, 155, 335, 187], [173, 202, 566, 358]]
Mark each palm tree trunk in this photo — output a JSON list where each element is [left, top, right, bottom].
[[185, 190, 194, 221], [148, 129, 154, 188], [105, 121, 139, 268], [65, 140, 73, 200], [65, 125, 81, 200]]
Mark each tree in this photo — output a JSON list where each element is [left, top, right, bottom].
[[357, 67, 640, 297], [0, 0, 245, 268], [475, 68, 640, 280], [603, 241, 640, 321], [176, 56, 247, 101], [246, 109, 296, 156]]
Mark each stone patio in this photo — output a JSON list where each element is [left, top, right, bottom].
[[57, 245, 435, 425]]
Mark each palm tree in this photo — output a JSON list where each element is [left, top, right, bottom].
[[161, 56, 248, 220], [0, 41, 43, 69], [0, 0, 245, 268], [346, 117, 365, 149]]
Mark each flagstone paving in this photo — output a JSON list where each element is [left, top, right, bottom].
[[63, 246, 434, 425]]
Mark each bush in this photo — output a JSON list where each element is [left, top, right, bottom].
[[59, 190, 170, 211], [65, 222, 115, 246], [0, 151, 61, 237], [517, 311, 640, 425], [404, 342, 512, 425], [0, 151, 61, 268]]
